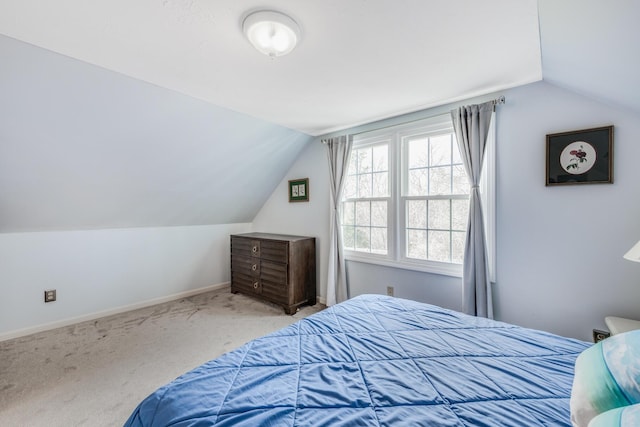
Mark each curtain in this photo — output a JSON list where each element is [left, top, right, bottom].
[[451, 101, 494, 318], [323, 135, 353, 306]]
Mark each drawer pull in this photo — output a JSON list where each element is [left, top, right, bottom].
[[253, 282, 259, 289], [252, 246, 258, 253], [252, 264, 257, 271]]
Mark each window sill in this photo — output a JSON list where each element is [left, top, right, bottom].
[[344, 252, 463, 278]]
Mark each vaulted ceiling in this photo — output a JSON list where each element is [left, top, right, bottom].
[[0, 0, 638, 232], [538, 0, 640, 116]]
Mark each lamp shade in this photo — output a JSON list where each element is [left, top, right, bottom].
[[243, 10, 301, 57], [624, 240, 640, 263]]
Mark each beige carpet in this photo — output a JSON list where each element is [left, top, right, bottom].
[[0, 288, 323, 426]]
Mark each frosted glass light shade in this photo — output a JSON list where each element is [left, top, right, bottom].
[[243, 11, 300, 57], [624, 240, 640, 263]]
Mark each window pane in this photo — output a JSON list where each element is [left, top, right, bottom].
[[343, 176, 357, 199], [355, 227, 370, 251], [347, 154, 357, 176], [342, 226, 355, 250], [408, 169, 428, 196], [357, 148, 372, 174], [357, 174, 372, 198], [372, 172, 389, 197], [430, 134, 452, 166], [452, 231, 465, 264], [371, 201, 387, 227], [355, 201, 371, 226], [428, 231, 451, 262], [407, 229, 427, 259], [428, 199, 450, 230], [371, 227, 387, 254], [342, 201, 355, 226], [372, 145, 388, 172], [408, 137, 428, 168], [451, 199, 469, 231], [452, 164, 468, 195], [406, 200, 426, 229], [429, 166, 451, 195]]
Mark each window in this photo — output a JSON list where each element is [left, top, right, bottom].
[[341, 113, 495, 277], [342, 137, 390, 255], [402, 131, 469, 264]]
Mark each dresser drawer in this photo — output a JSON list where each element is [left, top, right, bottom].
[[259, 240, 288, 263], [231, 272, 262, 295], [231, 255, 260, 276], [260, 260, 287, 285], [231, 237, 261, 258]]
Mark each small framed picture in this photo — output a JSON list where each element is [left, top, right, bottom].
[[288, 178, 309, 202], [545, 125, 613, 186]]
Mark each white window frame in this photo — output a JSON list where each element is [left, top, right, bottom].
[[343, 113, 496, 279], [341, 133, 395, 260]]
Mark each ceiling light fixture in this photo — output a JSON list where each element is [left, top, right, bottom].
[[243, 10, 301, 58]]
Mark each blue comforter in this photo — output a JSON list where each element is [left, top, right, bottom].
[[124, 295, 590, 426]]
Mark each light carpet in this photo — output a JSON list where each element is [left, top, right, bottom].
[[0, 288, 323, 426]]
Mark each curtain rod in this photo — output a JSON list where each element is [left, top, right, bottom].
[[322, 96, 505, 141]]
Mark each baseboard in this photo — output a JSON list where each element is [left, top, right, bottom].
[[0, 282, 230, 343], [317, 295, 326, 305]]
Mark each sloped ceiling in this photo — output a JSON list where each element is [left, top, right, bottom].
[[0, 35, 312, 232], [538, 0, 640, 115]]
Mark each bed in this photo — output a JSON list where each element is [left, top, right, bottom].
[[124, 294, 591, 426]]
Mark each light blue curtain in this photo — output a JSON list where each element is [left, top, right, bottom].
[[451, 101, 494, 318], [323, 135, 352, 306]]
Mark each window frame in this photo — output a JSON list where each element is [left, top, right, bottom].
[[342, 113, 496, 278], [341, 132, 395, 260]]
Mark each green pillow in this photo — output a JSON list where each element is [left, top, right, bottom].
[[588, 403, 640, 427], [570, 330, 640, 427]]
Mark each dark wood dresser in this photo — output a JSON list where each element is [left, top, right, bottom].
[[230, 232, 316, 314]]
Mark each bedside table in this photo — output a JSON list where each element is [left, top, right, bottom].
[[605, 316, 640, 335]]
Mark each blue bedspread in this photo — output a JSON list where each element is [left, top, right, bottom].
[[124, 295, 590, 426]]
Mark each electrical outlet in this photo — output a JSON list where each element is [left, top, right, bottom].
[[44, 289, 57, 303], [593, 329, 610, 343], [386, 286, 394, 297]]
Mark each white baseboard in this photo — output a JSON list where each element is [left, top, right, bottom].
[[317, 295, 326, 305], [0, 282, 230, 343]]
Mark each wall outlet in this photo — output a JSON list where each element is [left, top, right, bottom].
[[386, 286, 394, 297], [593, 329, 610, 343], [44, 289, 57, 303]]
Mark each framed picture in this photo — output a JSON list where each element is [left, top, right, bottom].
[[288, 178, 309, 202], [545, 125, 614, 186]]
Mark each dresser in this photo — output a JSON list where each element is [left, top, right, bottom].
[[230, 232, 316, 314]]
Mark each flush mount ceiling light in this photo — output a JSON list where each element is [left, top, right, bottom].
[[243, 10, 301, 58]]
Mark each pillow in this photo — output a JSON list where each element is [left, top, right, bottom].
[[588, 403, 640, 427], [570, 330, 640, 427]]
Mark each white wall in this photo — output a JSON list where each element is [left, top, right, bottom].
[[495, 81, 640, 340], [0, 223, 250, 339], [254, 81, 640, 341]]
